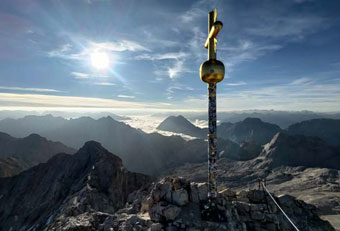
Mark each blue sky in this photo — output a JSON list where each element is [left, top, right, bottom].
[[0, 0, 340, 112]]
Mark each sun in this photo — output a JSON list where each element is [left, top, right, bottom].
[[90, 52, 110, 70]]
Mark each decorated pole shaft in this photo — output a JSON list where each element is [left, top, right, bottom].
[[208, 82, 217, 198], [200, 9, 225, 200]]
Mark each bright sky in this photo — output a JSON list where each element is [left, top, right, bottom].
[[0, 0, 340, 112]]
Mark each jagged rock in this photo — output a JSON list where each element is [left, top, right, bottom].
[[141, 196, 154, 213], [163, 205, 181, 221], [197, 182, 209, 201], [0, 141, 151, 231], [142, 177, 335, 231], [247, 190, 266, 203], [188, 182, 209, 203], [237, 190, 250, 203], [171, 189, 189, 206], [220, 188, 237, 201], [151, 223, 163, 231], [149, 202, 181, 222], [0, 139, 335, 231]]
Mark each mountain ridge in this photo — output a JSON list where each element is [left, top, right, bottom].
[[0, 141, 151, 231], [0, 131, 75, 177], [0, 115, 241, 175]]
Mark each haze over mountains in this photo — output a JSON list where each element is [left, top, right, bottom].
[[0, 132, 75, 177], [0, 112, 339, 229], [287, 119, 340, 146], [0, 115, 240, 175], [154, 110, 340, 128], [157, 115, 340, 148]]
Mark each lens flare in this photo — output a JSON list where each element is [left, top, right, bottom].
[[90, 52, 110, 70]]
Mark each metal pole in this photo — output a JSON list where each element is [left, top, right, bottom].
[[207, 10, 218, 199], [208, 82, 217, 198], [200, 8, 225, 203]]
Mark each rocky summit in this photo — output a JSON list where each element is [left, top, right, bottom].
[[0, 140, 335, 231], [97, 177, 334, 231], [0, 141, 150, 231]]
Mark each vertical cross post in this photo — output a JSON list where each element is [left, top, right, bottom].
[[200, 9, 225, 202], [207, 9, 217, 199]]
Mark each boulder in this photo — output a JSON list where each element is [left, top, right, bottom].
[[150, 223, 163, 231], [237, 190, 249, 203], [247, 190, 265, 204], [171, 189, 189, 206], [197, 182, 208, 201], [141, 196, 153, 213], [163, 205, 181, 221], [219, 188, 237, 201]]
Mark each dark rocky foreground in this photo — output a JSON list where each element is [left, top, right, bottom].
[[0, 141, 150, 231], [136, 177, 334, 231], [43, 177, 334, 231], [0, 141, 335, 231]]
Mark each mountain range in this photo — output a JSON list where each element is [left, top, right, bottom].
[[0, 113, 339, 229], [168, 132, 340, 224], [157, 115, 340, 148], [287, 118, 340, 146], [0, 132, 75, 177], [0, 115, 240, 175]]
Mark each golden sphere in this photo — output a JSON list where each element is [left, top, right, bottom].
[[200, 59, 225, 84]]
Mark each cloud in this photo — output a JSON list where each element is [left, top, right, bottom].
[[135, 52, 188, 61], [166, 85, 195, 97], [245, 16, 325, 39], [180, 7, 205, 23], [153, 59, 194, 80], [222, 40, 282, 71], [90, 40, 149, 52], [0, 92, 146, 109], [94, 82, 116, 86], [0, 86, 61, 92], [48, 40, 149, 61], [117, 94, 135, 99], [168, 60, 184, 79], [71, 72, 90, 79], [290, 77, 312, 85], [226, 81, 247, 86], [48, 44, 72, 58], [159, 102, 172, 106]]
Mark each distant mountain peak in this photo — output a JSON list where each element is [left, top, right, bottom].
[[260, 132, 340, 169], [76, 140, 122, 165], [0, 132, 75, 177], [241, 117, 266, 125], [218, 117, 282, 146], [26, 133, 45, 140], [79, 140, 108, 156], [288, 118, 340, 146], [157, 115, 206, 138]]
